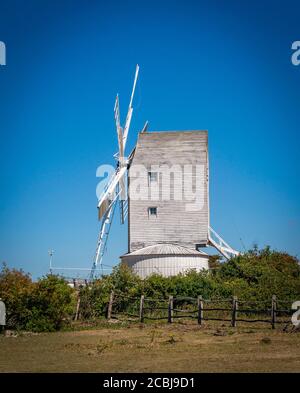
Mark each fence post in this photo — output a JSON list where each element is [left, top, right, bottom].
[[271, 295, 277, 329], [107, 290, 114, 320], [139, 295, 145, 323], [74, 292, 81, 321], [231, 296, 238, 327], [197, 296, 203, 325], [168, 296, 173, 323]]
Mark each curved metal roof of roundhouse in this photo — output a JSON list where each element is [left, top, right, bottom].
[[122, 244, 208, 257]]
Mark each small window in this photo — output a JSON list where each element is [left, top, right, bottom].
[[148, 207, 157, 216], [148, 171, 158, 183]]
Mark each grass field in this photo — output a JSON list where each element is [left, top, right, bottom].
[[0, 322, 300, 372]]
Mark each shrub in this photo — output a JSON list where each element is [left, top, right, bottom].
[[0, 263, 34, 329], [79, 263, 142, 318], [26, 275, 76, 332], [218, 247, 300, 301], [0, 265, 75, 332]]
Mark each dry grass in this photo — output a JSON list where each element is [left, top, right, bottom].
[[0, 322, 300, 372]]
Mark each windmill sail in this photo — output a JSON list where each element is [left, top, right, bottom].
[[123, 64, 139, 151], [97, 165, 127, 220], [114, 94, 124, 158], [91, 65, 142, 280], [98, 197, 111, 220]]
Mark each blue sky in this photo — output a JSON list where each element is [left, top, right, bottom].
[[0, 0, 299, 279]]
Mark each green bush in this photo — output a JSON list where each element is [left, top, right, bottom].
[[0, 265, 75, 332], [218, 246, 300, 301], [142, 270, 229, 299], [78, 263, 142, 318], [26, 275, 76, 332], [0, 263, 33, 330]]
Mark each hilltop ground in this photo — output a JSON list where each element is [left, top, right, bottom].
[[0, 321, 299, 372]]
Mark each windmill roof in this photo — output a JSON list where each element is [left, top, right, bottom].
[[141, 130, 208, 134], [122, 243, 208, 257], [137, 130, 208, 141]]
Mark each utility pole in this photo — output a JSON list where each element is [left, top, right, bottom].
[[48, 249, 54, 275]]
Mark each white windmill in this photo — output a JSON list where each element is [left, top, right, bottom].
[[90, 65, 239, 281]]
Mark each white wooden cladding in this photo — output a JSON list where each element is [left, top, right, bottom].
[[128, 131, 209, 252], [122, 254, 209, 279]]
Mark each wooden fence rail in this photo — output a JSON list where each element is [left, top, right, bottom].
[[100, 292, 295, 329]]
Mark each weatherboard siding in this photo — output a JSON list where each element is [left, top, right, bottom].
[[122, 255, 209, 279], [128, 131, 209, 252]]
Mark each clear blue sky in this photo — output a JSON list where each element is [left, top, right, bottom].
[[0, 0, 299, 280]]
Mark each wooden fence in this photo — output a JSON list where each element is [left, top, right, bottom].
[[105, 292, 295, 329]]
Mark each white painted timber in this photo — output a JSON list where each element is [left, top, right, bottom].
[[121, 243, 209, 278], [128, 131, 209, 252]]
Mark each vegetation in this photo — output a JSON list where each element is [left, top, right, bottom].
[[0, 246, 299, 331], [81, 247, 300, 319], [25, 275, 75, 332], [0, 264, 75, 332], [0, 264, 34, 330]]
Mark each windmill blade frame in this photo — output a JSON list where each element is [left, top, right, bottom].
[[114, 94, 124, 159], [91, 65, 143, 281], [97, 165, 127, 220], [123, 64, 139, 151]]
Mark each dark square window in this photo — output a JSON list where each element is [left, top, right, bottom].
[[148, 207, 157, 216], [148, 171, 158, 183]]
